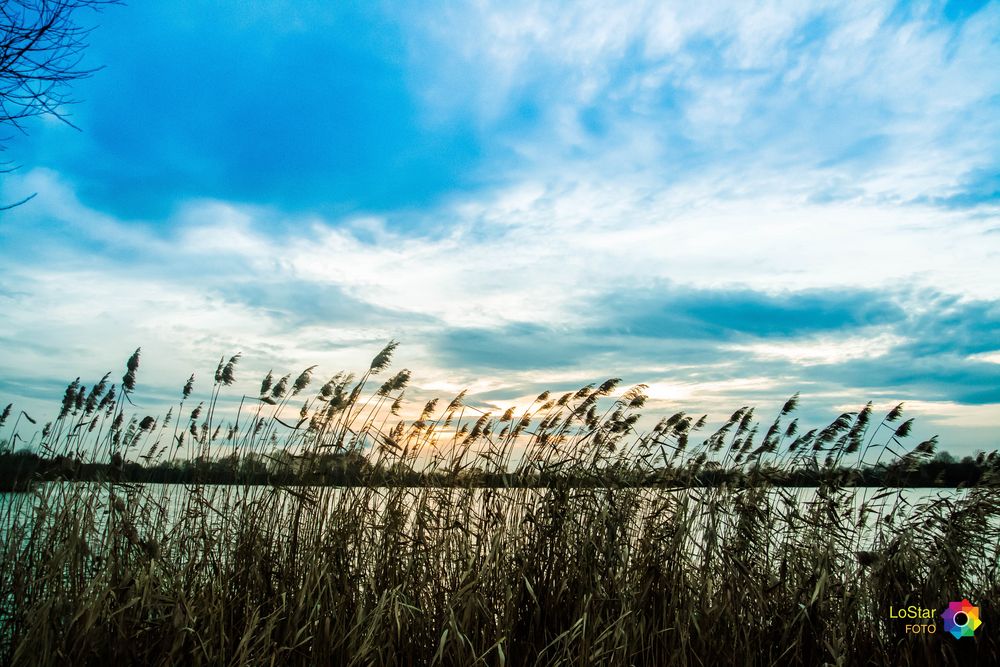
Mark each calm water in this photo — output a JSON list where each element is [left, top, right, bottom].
[[0, 481, 970, 549]]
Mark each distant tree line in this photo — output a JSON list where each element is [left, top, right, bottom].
[[1, 446, 997, 491]]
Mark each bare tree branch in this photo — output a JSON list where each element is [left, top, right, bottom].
[[1, 0, 117, 207]]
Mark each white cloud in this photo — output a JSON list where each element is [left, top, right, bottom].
[[6, 168, 998, 333], [968, 351, 1000, 365], [644, 376, 781, 403], [398, 0, 1000, 212], [833, 399, 1000, 431], [727, 333, 903, 366]]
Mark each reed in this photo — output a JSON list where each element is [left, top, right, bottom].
[[0, 345, 997, 665]]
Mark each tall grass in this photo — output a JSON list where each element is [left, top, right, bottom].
[[1, 345, 998, 665]]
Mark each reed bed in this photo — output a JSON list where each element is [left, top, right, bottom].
[[1, 345, 998, 666]]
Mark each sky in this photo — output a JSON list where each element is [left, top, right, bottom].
[[1, 0, 998, 455]]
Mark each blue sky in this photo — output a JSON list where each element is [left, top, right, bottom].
[[1, 0, 998, 454]]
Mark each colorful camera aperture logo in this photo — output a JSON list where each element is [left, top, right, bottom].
[[941, 599, 982, 639]]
